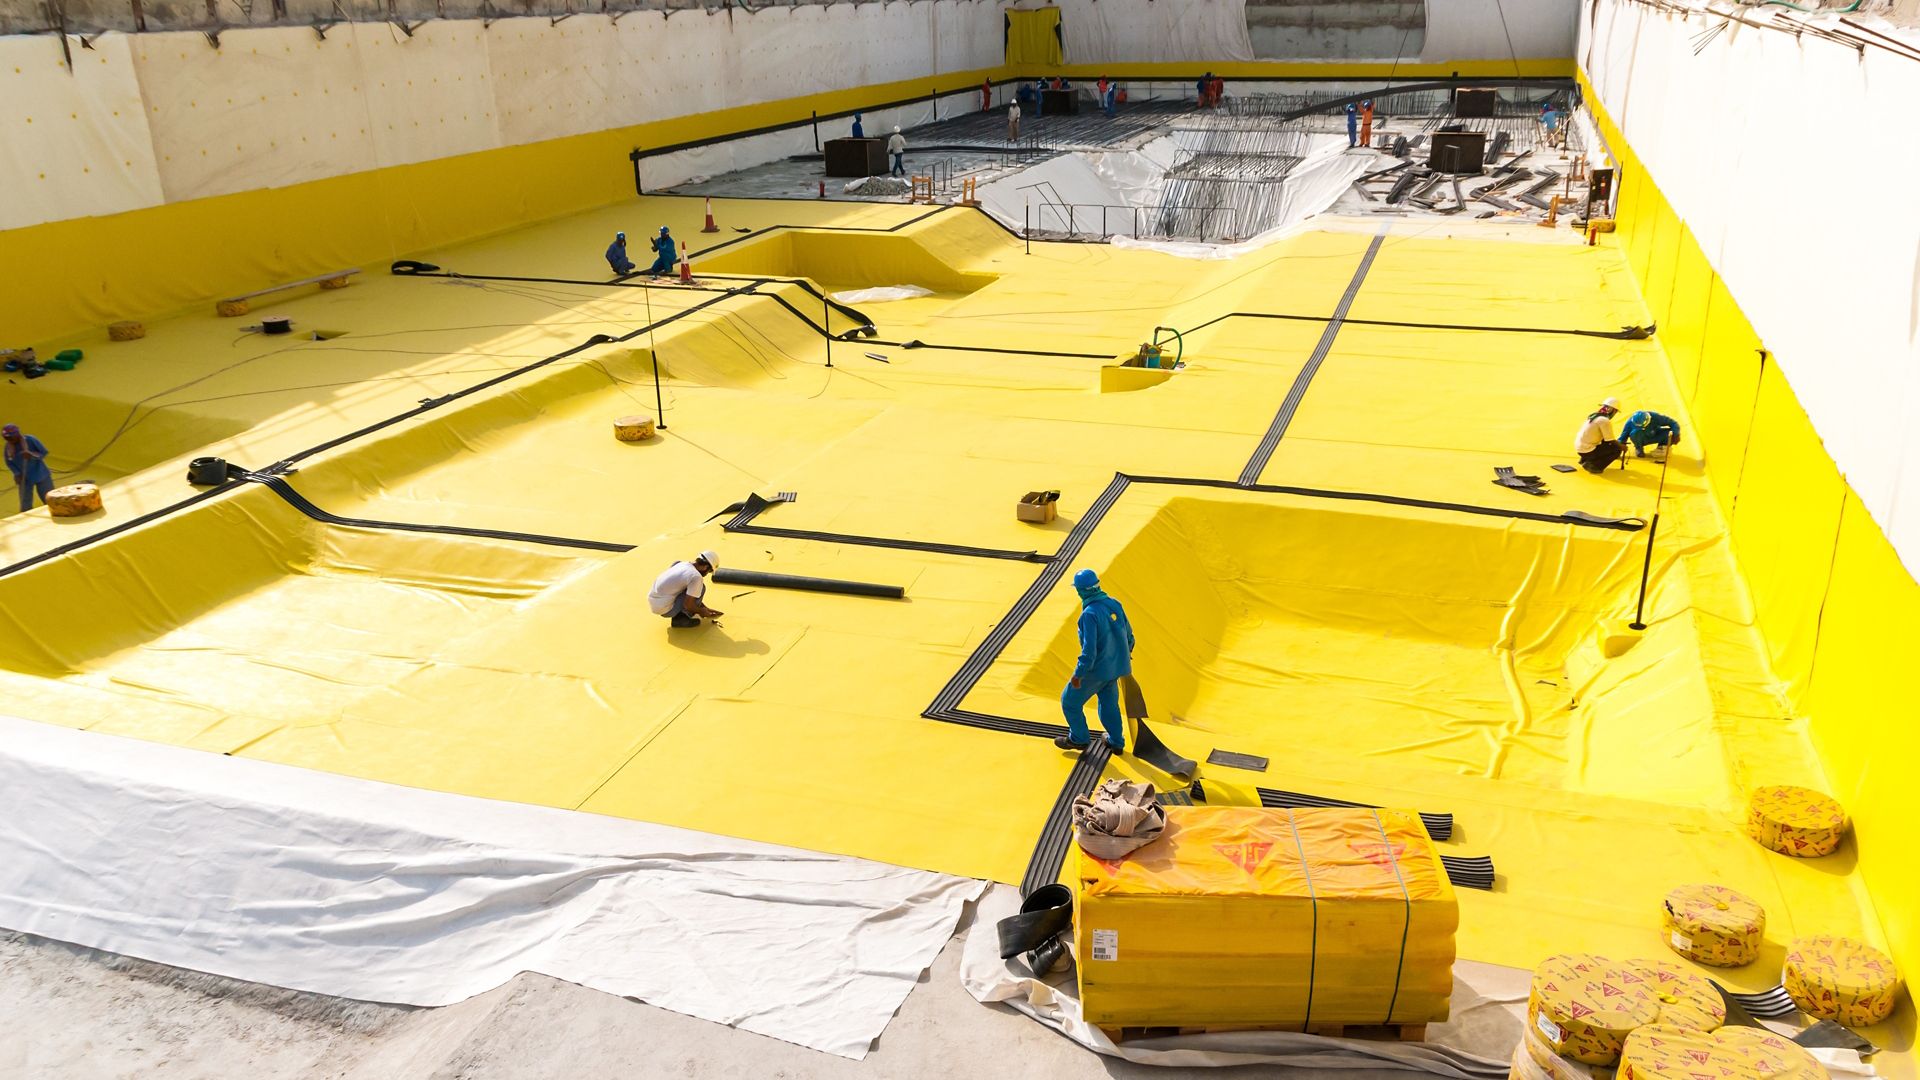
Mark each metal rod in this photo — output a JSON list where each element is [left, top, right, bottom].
[[823, 292, 832, 368], [1628, 437, 1674, 630], [642, 283, 666, 429]]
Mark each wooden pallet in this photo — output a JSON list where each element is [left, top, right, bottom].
[[215, 268, 360, 316], [1103, 1022, 1427, 1045]]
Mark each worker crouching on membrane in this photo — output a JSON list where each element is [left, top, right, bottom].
[[650, 550, 724, 629], [1575, 397, 1626, 473], [1056, 569, 1134, 755], [606, 231, 635, 275], [647, 226, 677, 277], [1621, 408, 1681, 459]]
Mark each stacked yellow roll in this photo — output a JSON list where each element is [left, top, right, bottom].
[[1528, 954, 1661, 1065], [1783, 935, 1902, 1027], [1745, 786, 1847, 857], [1661, 884, 1764, 967], [1619, 1025, 1826, 1080], [1624, 957, 1724, 1031]]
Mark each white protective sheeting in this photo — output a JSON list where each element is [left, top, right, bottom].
[[1581, 0, 1920, 568], [833, 286, 935, 303], [1420, 0, 1579, 64], [0, 35, 165, 231], [7, 1, 1004, 227], [1054, 0, 1258, 64], [0, 716, 985, 1060]]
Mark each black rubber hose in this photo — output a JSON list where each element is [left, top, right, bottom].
[[711, 568, 904, 598]]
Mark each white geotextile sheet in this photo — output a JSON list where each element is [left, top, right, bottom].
[[1054, 0, 1258, 64], [1420, 0, 1579, 63], [0, 715, 985, 1060], [962, 885, 1880, 1077]]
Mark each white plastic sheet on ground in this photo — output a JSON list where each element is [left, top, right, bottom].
[[0, 716, 985, 1060]]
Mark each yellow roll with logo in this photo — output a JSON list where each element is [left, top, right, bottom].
[[1528, 954, 1661, 1066], [1745, 786, 1847, 857], [1783, 935, 1901, 1027], [1520, 1025, 1617, 1080], [1624, 957, 1724, 1031], [1619, 1025, 1825, 1080], [1661, 884, 1764, 967]]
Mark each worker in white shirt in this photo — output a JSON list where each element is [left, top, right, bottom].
[[649, 550, 724, 628], [1575, 397, 1625, 473], [1007, 101, 1022, 142], [888, 126, 907, 177]]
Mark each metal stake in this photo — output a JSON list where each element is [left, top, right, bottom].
[[1628, 436, 1675, 630], [643, 282, 666, 429]]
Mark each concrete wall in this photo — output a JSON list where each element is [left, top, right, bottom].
[[1245, 0, 1424, 60], [2, 0, 882, 37]]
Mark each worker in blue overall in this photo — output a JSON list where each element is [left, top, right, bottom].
[[647, 226, 677, 276], [1056, 569, 1135, 755], [4, 424, 53, 512], [1346, 101, 1360, 147], [605, 231, 634, 275], [1620, 409, 1682, 458], [851, 112, 865, 139]]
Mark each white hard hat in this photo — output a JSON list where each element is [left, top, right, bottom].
[[1601, 397, 1620, 409], [697, 550, 720, 570], [893, 125, 902, 133]]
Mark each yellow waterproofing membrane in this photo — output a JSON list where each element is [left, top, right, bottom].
[[1005, 9, 1064, 67], [1586, 67, 1920, 1030], [0, 184, 1908, 1065]]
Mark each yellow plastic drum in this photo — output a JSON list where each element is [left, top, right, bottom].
[[1619, 1025, 1825, 1080], [1624, 957, 1725, 1031], [1783, 935, 1902, 1027], [1745, 786, 1847, 857], [1661, 884, 1764, 967], [1528, 954, 1661, 1066]]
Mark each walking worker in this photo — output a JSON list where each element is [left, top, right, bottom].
[[647, 226, 677, 277], [888, 125, 907, 177], [4, 424, 52, 512], [981, 77, 992, 112], [1620, 409, 1682, 458], [1541, 102, 1561, 145], [1346, 101, 1360, 147], [1360, 98, 1375, 146], [1575, 397, 1626, 473], [1055, 569, 1134, 755], [605, 231, 634, 275], [1007, 100, 1022, 142], [1101, 78, 1117, 118], [649, 550, 724, 629], [851, 112, 865, 139]]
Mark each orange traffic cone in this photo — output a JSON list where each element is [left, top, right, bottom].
[[679, 257, 693, 284], [701, 196, 719, 233]]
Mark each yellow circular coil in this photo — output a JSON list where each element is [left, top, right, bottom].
[[1745, 786, 1847, 857], [1528, 953, 1661, 1066], [1619, 1024, 1825, 1080], [1623, 957, 1724, 1031], [1783, 935, 1901, 1027], [1661, 884, 1764, 967]]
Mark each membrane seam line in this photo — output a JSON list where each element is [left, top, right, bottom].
[[686, 205, 951, 259], [1019, 740, 1111, 896], [722, 499, 1051, 562], [1181, 310, 1654, 341], [1135, 475, 1646, 532], [0, 480, 245, 580], [244, 474, 634, 553], [1238, 231, 1386, 486]]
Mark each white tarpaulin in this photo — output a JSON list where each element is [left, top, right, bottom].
[[1055, 0, 1258, 64], [0, 716, 984, 1060]]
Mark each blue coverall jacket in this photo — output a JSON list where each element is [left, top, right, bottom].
[[1073, 591, 1135, 684], [1620, 410, 1681, 453]]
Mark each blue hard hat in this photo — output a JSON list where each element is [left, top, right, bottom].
[[1073, 568, 1100, 590], [615, 231, 625, 240], [659, 226, 670, 233]]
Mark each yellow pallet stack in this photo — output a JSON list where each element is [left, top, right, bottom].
[[1074, 805, 1457, 1029]]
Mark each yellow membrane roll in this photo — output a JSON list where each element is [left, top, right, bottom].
[[1745, 786, 1847, 857], [1521, 1025, 1617, 1080], [1661, 884, 1765, 968], [1618, 1025, 1826, 1080], [1783, 935, 1902, 1027], [1623, 957, 1724, 1031], [1528, 954, 1661, 1066]]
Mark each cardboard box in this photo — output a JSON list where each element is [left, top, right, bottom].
[[1075, 805, 1457, 1028], [1017, 490, 1059, 524]]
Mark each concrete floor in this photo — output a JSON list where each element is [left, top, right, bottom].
[[2, 909, 1389, 1080]]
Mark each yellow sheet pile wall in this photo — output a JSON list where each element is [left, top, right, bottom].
[[1073, 805, 1456, 1029], [1583, 71, 1920, 986]]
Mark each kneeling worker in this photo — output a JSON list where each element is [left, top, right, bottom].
[[1575, 397, 1625, 473], [1056, 569, 1134, 755], [606, 231, 635, 275], [1620, 408, 1681, 458], [647, 226, 677, 277], [650, 550, 724, 628]]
